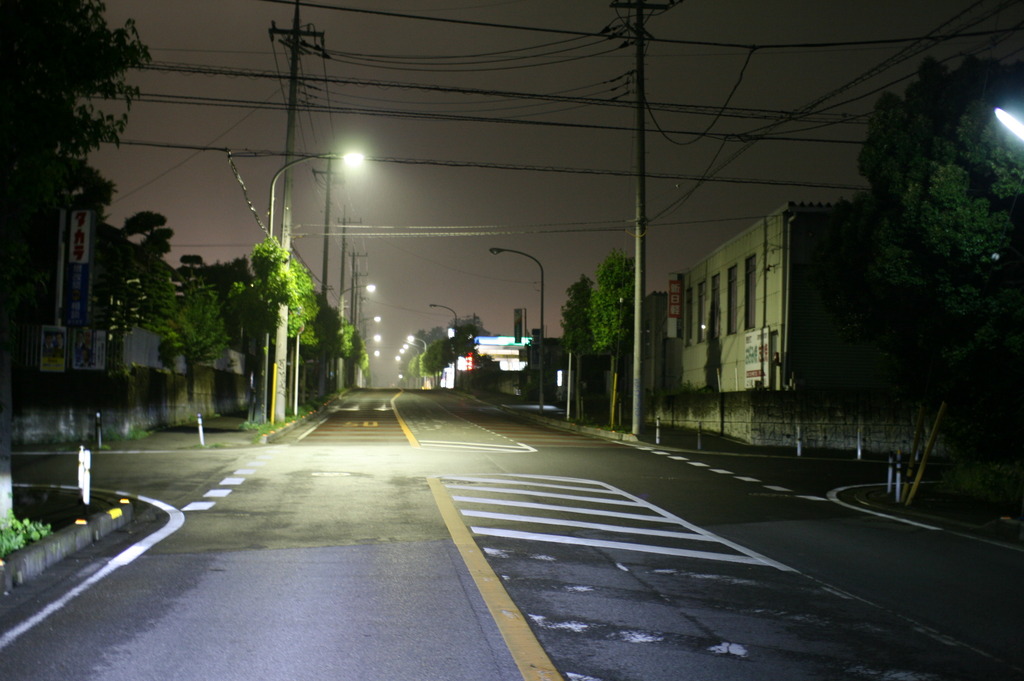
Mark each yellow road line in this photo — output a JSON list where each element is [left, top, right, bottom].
[[391, 390, 420, 447], [427, 476, 564, 681]]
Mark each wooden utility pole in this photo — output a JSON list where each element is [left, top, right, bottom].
[[268, 0, 323, 422]]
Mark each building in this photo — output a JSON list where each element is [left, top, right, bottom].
[[664, 202, 888, 393]]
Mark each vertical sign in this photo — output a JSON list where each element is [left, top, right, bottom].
[[40, 325, 67, 372], [66, 209, 94, 326], [744, 328, 768, 389], [71, 328, 106, 370], [668, 279, 682, 319]]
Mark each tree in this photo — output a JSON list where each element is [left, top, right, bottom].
[[95, 212, 177, 342], [815, 57, 1024, 461], [160, 283, 229, 401], [561, 274, 593, 419], [0, 0, 148, 517], [589, 250, 634, 426]]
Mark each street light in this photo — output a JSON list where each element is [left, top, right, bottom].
[[996, 107, 1024, 142], [263, 151, 367, 423], [490, 247, 544, 415]]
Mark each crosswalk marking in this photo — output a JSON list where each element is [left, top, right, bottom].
[[470, 527, 774, 566], [438, 474, 792, 571]]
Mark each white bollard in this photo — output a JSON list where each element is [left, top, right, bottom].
[[796, 424, 802, 457], [697, 421, 702, 450], [198, 412, 205, 447], [656, 417, 661, 445], [78, 446, 91, 506], [856, 427, 863, 461]]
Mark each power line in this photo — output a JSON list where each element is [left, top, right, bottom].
[[110, 138, 866, 190], [250, 0, 1022, 53]]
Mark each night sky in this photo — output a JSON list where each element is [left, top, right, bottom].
[[89, 0, 1024, 383]]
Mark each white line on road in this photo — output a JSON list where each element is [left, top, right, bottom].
[[0, 494, 184, 652], [471, 527, 773, 566], [219, 477, 245, 485], [203, 489, 232, 498], [444, 484, 646, 508], [182, 501, 216, 511], [460, 509, 718, 542]]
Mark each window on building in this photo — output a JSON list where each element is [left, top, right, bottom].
[[744, 255, 756, 329], [727, 265, 738, 335], [710, 274, 720, 339], [697, 282, 706, 343], [685, 286, 693, 343]]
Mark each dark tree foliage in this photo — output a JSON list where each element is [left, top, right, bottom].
[[0, 0, 148, 516], [561, 274, 594, 356], [815, 57, 1024, 461]]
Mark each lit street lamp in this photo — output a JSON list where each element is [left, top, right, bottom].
[[996, 107, 1024, 142], [490, 247, 544, 415]]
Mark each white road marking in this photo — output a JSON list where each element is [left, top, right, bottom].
[[444, 474, 793, 571], [0, 493, 184, 652], [234, 469, 257, 475], [764, 485, 792, 492], [668, 456, 689, 461], [453, 496, 668, 523], [687, 461, 710, 467], [735, 476, 761, 482], [472, 527, 773, 566], [219, 477, 245, 485], [203, 489, 232, 498], [182, 501, 216, 511], [709, 469, 734, 475], [460, 509, 718, 542], [445, 484, 646, 508], [442, 476, 622, 496], [419, 440, 538, 453], [828, 484, 941, 531]]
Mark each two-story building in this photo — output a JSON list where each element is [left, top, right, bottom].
[[665, 202, 888, 393]]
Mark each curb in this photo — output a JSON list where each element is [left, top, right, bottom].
[[845, 485, 1024, 545], [1, 488, 135, 593]]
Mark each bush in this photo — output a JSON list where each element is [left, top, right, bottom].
[[941, 461, 1024, 507], [0, 511, 53, 559]]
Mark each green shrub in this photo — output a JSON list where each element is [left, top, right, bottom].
[[941, 461, 1024, 507], [0, 511, 53, 559]]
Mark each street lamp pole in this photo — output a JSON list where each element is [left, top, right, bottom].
[[490, 248, 544, 415], [266, 151, 364, 420]]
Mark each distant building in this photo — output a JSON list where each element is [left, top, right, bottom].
[[656, 202, 888, 393]]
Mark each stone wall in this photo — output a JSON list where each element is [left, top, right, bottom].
[[12, 365, 248, 445], [649, 389, 946, 457]]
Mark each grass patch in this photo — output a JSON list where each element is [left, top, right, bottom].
[[1, 511, 53, 559], [941, 461, 1024, 507]]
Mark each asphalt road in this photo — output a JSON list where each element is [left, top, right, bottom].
[[3, 388, 1022, 680]]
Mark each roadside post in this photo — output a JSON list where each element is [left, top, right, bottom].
[[78, 445, 91, 507], [198, 413, 205, 447]]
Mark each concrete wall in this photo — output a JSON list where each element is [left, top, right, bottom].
[[12, 364, 249, 445], [649, 389, 946, 457]]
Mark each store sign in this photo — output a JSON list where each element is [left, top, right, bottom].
[[668, 279, 682, 319], [744, 328, 768, 389], [66, 210, 95, 326]]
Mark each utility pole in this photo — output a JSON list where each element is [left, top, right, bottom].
[[268, 0, 323, 422], [610, 0, 672, 435]]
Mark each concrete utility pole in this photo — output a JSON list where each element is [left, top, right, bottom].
[[268, 0, 323, 422], [610, 0, 673, 435]]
